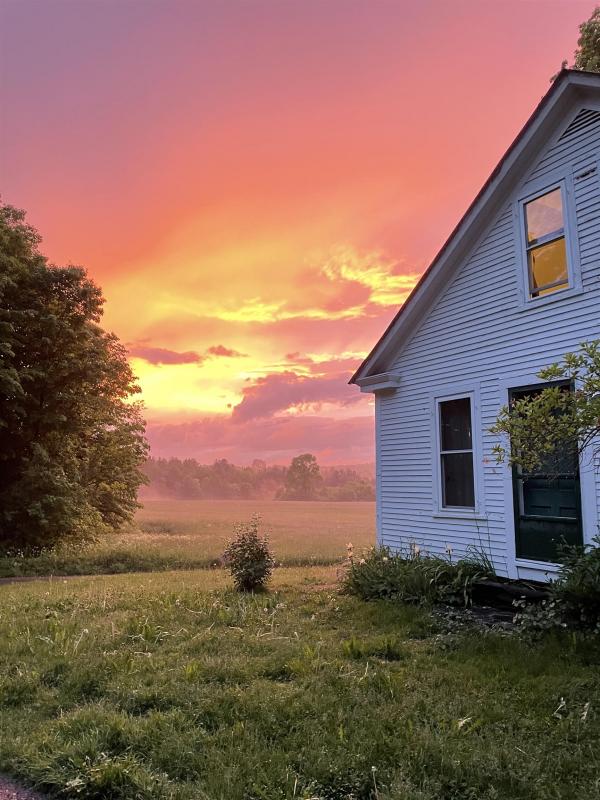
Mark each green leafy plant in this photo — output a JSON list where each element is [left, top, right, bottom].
[[515, 536, 600, 635], [341, 546, 492, 607], [552, 536, 600, 631], [572, 6, 600, 72], [552, 6, 600, 79], [512, 597, 565, 637], [223, 515, 275, 592], [491, 340, 600, 475]]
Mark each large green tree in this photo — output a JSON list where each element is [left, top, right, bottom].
[[0, 205, 148, 553]]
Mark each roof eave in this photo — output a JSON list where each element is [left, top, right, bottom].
[[349, 69, 600, 386], [354, 372, 401, 393]]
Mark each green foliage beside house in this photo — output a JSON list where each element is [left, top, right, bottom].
[[491, 341, 600, 475]]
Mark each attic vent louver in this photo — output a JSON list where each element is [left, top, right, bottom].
[[558, 108, 600, 141]]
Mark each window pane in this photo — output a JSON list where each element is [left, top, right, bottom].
[[441, 452, 475, 508], [528, 237, 568, 296], [440, 398, 472, 451], [525, 188, 564, 244]]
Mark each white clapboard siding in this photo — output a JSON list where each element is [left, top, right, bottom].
[[377, 105, 600, 576]]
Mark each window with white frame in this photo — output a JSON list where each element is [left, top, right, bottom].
[[522, 185, 570, 299], [438, 397, 475, 509]]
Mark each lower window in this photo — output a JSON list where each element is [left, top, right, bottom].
[[438, 396, 475, 509]]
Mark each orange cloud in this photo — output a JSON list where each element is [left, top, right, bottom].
[[318, 245, 419, 308]]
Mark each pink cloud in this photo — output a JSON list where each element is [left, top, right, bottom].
[[262, 312, 394, 352], [146, 414, 374, 465], [231, 371, 365, 422], [129, 346, 204, 365], [308, 356, 362, 375], [285, 352, 313, 365], [206, 344, 247, 358], [137, 304, 394, 357], [283, 353, 362, 375], [130, 342, 247, 365], [287, 266, 373, 314]]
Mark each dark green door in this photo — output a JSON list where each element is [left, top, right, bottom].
[[510, 384, 583, 563]]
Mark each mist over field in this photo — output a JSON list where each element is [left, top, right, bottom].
[[141, 455, 376, 501]]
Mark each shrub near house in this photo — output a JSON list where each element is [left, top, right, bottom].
[[343, 546, 493, 607]]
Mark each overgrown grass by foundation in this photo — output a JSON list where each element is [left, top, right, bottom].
[[1, 568, 600, 799], [342, 546, 494, 606]]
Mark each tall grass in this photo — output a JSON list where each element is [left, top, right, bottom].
[[0, 499, 375, 578]]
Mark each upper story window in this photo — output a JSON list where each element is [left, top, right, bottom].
[[523, 186, 569, 298]]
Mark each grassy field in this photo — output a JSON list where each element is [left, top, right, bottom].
[[1, 568, 600, 799], [0, 500, 375, 578], [137, 499, 375, 563]]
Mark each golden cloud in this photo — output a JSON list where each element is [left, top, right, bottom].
[[319, 244, 420, 307]]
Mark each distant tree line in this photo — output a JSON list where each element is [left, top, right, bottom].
[[142, 453, 375, 501]]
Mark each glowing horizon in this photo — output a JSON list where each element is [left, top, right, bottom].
[[1, 0, 591, 463]]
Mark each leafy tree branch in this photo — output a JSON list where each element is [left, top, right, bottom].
[[491, 341, 600, 475]]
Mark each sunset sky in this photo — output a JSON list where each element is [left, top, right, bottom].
[[0, 0, 592, 464]]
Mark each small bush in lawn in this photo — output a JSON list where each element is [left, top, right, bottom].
[[341, 546, 491, 606], [223, 515, 275, 592]]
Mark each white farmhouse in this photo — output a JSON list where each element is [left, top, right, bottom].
[[351, 70, 600, 582]]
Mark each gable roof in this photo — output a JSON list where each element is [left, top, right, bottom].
[[350, 69, 600, 386]]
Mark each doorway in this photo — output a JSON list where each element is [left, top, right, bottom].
[[510, 382, 583, 563]]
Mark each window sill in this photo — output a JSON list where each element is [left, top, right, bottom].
[[432, 511, 488, 522], [515, 558, 558, 571], [517, 285, 583, 312]]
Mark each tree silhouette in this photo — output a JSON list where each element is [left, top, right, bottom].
[[280, 453, 323, 500]]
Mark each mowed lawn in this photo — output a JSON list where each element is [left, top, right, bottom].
[[1, 569, 600, 799], [0, 501, 375, 578]]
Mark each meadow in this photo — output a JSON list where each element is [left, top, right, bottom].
[[0, 500, 375, 578], [1, 568, 600, 799], [136, 499, 375, 564]]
